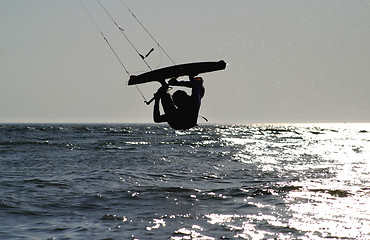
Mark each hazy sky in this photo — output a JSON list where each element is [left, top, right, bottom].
[[1, 0, 370, 124]]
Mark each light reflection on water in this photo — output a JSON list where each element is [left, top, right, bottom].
[[139, 124, 369, 240], [216, 123, 370, 239]]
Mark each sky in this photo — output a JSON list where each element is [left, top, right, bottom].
[[1, 0, 370, 124]]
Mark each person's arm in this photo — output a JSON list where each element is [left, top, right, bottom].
[[153, 96, 166, 123], [190, 79, 202, 103]]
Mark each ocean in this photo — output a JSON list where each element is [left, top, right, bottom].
[[0, 123, 369, 240]]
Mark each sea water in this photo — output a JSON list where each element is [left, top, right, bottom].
[[0, 123, 369, 240]]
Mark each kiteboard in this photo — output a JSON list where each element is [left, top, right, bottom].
[[128, 60, 226, 85]]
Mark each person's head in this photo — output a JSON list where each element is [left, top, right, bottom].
[[172, 90, 190, 108]]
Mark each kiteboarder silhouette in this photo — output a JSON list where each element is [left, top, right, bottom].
[[153, 76, 205, 130]]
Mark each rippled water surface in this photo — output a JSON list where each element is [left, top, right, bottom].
[[1, 123, 369, 239]]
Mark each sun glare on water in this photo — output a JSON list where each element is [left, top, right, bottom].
[[215, 123, 370, 239]]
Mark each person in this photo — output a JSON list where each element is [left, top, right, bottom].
[[153, 76, 205, 130]]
